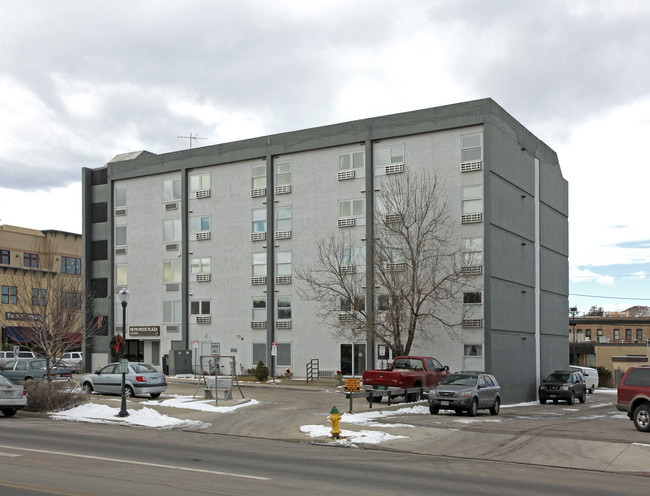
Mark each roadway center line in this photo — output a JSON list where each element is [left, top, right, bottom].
[[0, 444, 270, 481]]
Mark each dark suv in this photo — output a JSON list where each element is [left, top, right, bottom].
[[538, 370, 586, 405], [616, 366, 650, 432]]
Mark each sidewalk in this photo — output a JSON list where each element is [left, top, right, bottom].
[[78, 377, 650, 477]]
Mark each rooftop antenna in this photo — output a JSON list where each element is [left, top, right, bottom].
[[178, 133, 207, 149]]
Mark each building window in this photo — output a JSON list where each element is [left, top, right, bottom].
[[252, 209, 266, 233], [463, 292, 482, 304], [163, 178, 181, 202], [23, 253, 39, 268], [614, 329, 620, 341], [276, 206, 291, 231], [32, 288, 46, 306], [339, 199, 365, 218], [377, 294, 390, 311], [163, 219, 182, 242], [277, 251, 291, 276], [91, 202, 108, 223], [252, 164, 266, 189], [597, 329, 603, 337], [2, 285, 17, 304], [191, 257, 211, 275], [0, 250, 9, 265], [276, 343, 292, 367], [115, 185, 127, 208], [91, 241, 108, 261], [462, 237, 483, 266], [190, 173, 210, 192], [381, 247, 405, 264], [276, 161, 291, 186], [190, 216, 210, 233], [253, 343, 267, 365], [253, 253, 266, 277], [462, 186, 483, 215], [62, 292, 81, 309], [116, 264, 128, 286], [61, 256, 81, 275], [585, 329, 592, 339], [339, 151, 365, 171], [163, 261, 182, 283], [252, 297, 266, 321], [163, 301, 182, 323], [277, 296, 292, 320], [464, 344, 483, 357], [461, 133, 483, 163], [340, 246, 365, 265], [190, 300, 211, 316], [626, 329, 632, 340], [376, 144, 404, 166], [637, 329, 644, 342], [340, 296, 364, 312], [115, 226, 127, 247]]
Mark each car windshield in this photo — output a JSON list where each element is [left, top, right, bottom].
[[131, 363, 158, 373], [440, 374, 478, 386], [546, 373, 570, 382], [0, 376, 14, 386]]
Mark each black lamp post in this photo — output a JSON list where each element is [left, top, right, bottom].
[[569, 306, 578, 365], [118, 288, 130, 417]]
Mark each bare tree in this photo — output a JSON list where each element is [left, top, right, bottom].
[[4, 241, 94, 381], [296, 170, 472, 357]]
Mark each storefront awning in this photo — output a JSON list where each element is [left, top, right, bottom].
[[2, 325, 32, 342]]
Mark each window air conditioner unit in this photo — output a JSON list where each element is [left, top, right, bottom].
[[337, 170, 355, 181]]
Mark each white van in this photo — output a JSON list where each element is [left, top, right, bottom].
[[570, 365, 599, 393]]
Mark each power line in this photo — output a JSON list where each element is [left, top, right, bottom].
[[570, 293, 650, 301]]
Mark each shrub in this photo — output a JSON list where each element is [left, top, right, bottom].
[[24, 381, 86, 413], [254, 360, 269, 382], [596, 366, 613, 387]]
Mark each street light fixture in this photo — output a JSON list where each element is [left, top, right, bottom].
[[117, 288, 130, 418]]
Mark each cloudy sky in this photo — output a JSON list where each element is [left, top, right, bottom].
[[1, 0, 649, 313]]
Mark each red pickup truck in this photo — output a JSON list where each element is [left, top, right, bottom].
[[361, 356, 449, 402]]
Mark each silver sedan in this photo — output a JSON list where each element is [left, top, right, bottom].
[[0, 375, 27, 417], [81, 362, 167, 398]]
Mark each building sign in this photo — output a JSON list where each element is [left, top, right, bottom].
[[5, 312, 41, 322], [128, 326, 160, 337]]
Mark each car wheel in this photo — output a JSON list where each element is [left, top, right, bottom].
[[2, 409, 17, 417], [567, 391, 575, 405], [429, 404, 439, 415], [579, 389, 586, 404], [632, 404, 650, 432], [490, 397, 501, 416], [82, 382, 94, 394], [124, 386, 135, 398], [467, 398, 478, 417], [150, 392, 161, 399], [539, 398, 547, 404], [589, 385, 595, 394]]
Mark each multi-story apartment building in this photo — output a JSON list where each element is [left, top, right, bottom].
[[1, 224, 83, 349], [82, 98, 568, 402]]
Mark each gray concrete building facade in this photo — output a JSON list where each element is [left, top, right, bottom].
[[82, 98, 568, 402]]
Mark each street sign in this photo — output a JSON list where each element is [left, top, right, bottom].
[[118, 359, 129, 373], [345, 378, 361, 392], [271, 342, 277, 356], [193, 340, 198, 349]]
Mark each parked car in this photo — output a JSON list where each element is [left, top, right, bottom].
[[616, 366, 650, 432], [0, 375, 27, 417], [570, 365, 599, 393], [81, 362, 167, 398], [538, 370, 586, 405], [0, 350, 38, 366], [427, 371, 501, 416], [56, 351, 83, 371], [0, 359, 73, 383]]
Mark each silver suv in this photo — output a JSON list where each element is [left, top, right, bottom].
[[427, 371, 501, 416]]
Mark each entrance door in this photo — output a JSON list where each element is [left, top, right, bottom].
[[340, 343, 366, 376]]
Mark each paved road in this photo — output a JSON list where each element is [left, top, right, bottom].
[[1, 414, 649, 496]]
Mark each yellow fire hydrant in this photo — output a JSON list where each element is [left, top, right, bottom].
[[328, 406, 342, 439]]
